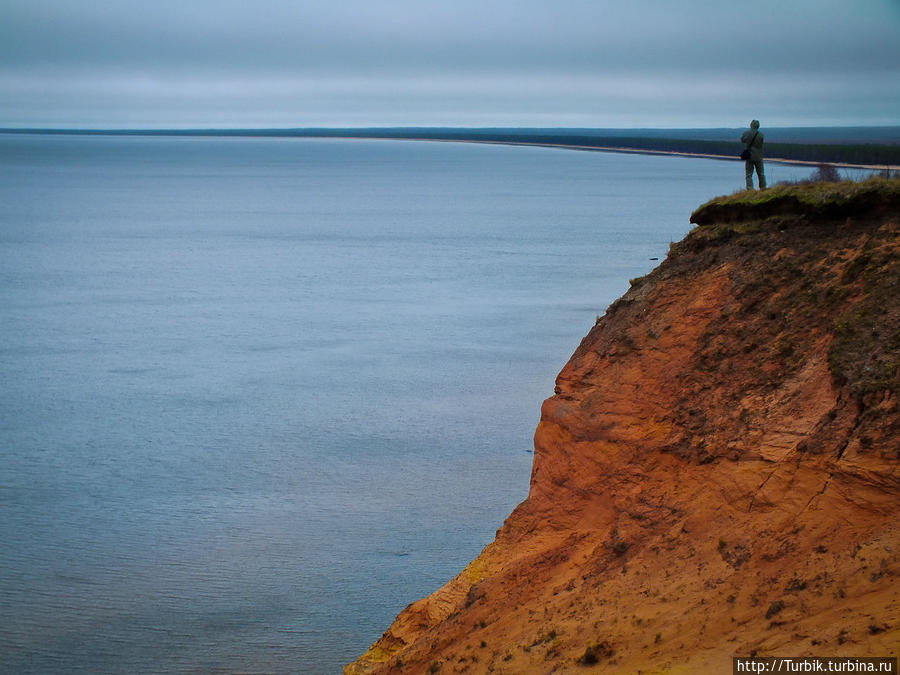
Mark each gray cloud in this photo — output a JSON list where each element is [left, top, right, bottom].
[[1, 0, 898, 127]]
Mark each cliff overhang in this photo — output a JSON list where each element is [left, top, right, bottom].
[[689, 176, 900, 227]]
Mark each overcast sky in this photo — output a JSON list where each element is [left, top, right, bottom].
[[1, 0, 898, 129]]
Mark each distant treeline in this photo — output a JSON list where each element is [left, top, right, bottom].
[[559, 136, 900, 166], [291, 129, 900, 166], [5, 127, 900, 166]]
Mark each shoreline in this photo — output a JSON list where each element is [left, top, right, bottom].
[[322, 135, 900, 171], [4, 128, 899, 170]]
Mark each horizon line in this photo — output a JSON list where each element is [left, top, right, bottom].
[[4, 124, 900, 134], [4, 127, 899, 170]]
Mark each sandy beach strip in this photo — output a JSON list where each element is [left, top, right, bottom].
[[321, 134, 900, 171]]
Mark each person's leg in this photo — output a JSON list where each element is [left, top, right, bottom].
[[756, 160, 767, 189], [745, 161, 754, 189]]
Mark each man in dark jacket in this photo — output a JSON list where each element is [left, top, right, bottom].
[[741, 120, 766, 189]]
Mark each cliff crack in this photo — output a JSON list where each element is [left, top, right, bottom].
[[748, 466, 780, 513], [835, 406, 863, 461], [800, 472, 834, 515]]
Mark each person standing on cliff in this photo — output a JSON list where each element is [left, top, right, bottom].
[[741, 120, 766, 190]]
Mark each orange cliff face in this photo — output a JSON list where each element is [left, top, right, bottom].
[[346, 182, 900, 674]]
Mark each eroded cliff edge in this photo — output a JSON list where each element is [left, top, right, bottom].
[[347, 178, 900, 674]]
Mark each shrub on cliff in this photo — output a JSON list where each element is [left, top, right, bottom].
[[809, 163, 843, 182], [578, 641, 613, 665]]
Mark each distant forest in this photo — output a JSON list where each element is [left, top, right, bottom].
[[6, 127, 900, 167], [288, 129, 900, 167]]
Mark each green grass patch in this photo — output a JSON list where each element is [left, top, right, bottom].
[[689, 176, 900, 227]]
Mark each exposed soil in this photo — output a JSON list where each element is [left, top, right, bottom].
[[346, 183, 900, 674]]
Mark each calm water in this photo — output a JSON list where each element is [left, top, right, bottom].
[[0, 135, 815, 674]]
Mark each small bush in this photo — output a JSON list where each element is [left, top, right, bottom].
[[765, 600, 785, 619], [578, 641, 613, 666], [580, 647, 598, 665], [785, 576, 808, 592], [810, 163, 843, 182]]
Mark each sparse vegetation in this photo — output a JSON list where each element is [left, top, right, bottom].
[[531, 628, 558, 646], [785, 576, 808, 592], [681, 175, 900, 419], [809, 163, 843, 182], [765, 600, 785, 619], [827, 236, 900, 398], [578, 641, 614, 666], [690, 175, 900, 228]]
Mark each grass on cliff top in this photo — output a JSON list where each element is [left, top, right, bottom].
[[690, 174, 900, 224]]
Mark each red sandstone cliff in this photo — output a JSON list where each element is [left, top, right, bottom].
[[346, 179, 900, 674]]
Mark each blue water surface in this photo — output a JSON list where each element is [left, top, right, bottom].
[[0, 135, 815, 673]]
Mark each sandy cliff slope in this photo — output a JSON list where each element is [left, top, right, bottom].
[[346, 179, 900, 674]]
